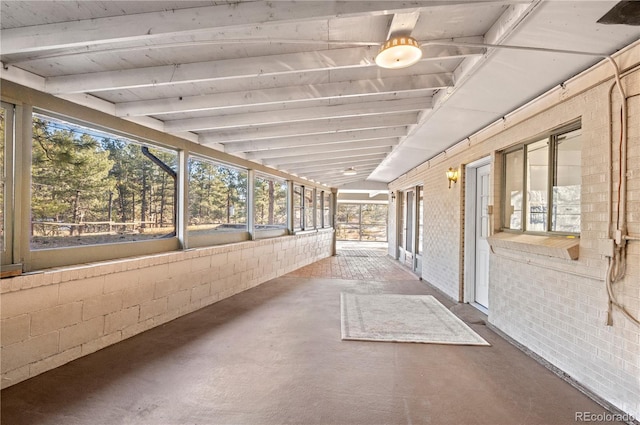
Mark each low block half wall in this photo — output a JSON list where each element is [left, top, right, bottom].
[[0, 230, 334, 388]]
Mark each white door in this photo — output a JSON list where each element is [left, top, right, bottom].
[[398, 191, 406, 263], [414, 187, 423, 274], [474, 164, 491, 308], [404, 190, 414, 268]]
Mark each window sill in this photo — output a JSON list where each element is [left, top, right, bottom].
[[1, 264, 23, 278], [487, 232, 579, 260], [293, 229, 319, 235]]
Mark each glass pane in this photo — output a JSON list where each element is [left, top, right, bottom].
[[316, 191, 322, 228], [552, 129, 581, 233], [293, 185, 302, 229], [526, 139, 549, 232], [0, 106, 5, 252], [336, 203, 359, 224], [31, 114, 177, 249], [361, 204, 388, 242], [323, 192, 331, 228], [400, 192, 406, 248], [480, 173, 490, 238], [254, 175, 287, 229], [417, 188, 423, 253], [335, 204, 359, 240], [304, 187, 314, 229], [187, 158, 248, 235], [405, 191, 413, 252], [503, 150, 523, 230]]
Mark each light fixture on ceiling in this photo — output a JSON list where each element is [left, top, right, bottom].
[[343, 167, 357, 176], [375, 36, 422, 69], [446, 167, 459, 189]]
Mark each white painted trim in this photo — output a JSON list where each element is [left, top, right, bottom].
[[265, 148, 391, 168], [463, 156, 491, 304], [225, 127, 408, 153], [471, 302, 489, 315], [198, 113, 419, 144], [164, 98, 431, 133], [0, 1, 506, 55], [247, 138, 398, 161], [115, 74, 451, 117]]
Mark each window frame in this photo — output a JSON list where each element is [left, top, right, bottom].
[[27, 109, 181, 270], [335, 202, 388, 241], [315, 189, 322, 230], [253, 171, 288, 239], [293, 184, 303, 231], [322, 191, 332, 228], [186, 154, 250, 248], [1, 101, 15, 270], [2, 87, 331, 273], [501, 121, 582, 236], [303, 186, 315, 230]]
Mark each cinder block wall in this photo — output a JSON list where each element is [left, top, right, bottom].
[[388, 43, 640, 418], [1, 230, 333, 388]]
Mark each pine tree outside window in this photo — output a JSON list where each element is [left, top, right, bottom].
[[254, 174, 287, 230], [187, 157, 248, 235], [30, 112, 178, 249]]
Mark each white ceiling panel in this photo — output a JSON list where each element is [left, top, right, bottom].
[[2, 0, 638, 187], [0, 1, 221, 29]]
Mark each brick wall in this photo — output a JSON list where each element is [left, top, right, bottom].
[[388, 42, 640, 418], [0, 230, 334, 388]]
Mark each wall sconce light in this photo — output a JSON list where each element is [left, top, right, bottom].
[[390, 192, 396, 201], [446, 167, 459, 189]]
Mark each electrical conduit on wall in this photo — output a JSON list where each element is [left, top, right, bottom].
[[605, 59, 640, 327]]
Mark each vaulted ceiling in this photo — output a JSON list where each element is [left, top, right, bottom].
[[1, 1, 638, 188]]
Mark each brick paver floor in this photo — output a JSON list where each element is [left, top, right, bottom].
[[287, 244, 417, 281]]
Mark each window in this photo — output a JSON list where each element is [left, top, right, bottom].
[[254, 174, 287, 230], [316, 190, 322, 229], [31, 112, 177, 249], [188, 157, 247, 235], [336, 203, 387, 241], [417, 186, 423, 254], [502, 124, 581, 234], [293, 184, 303, 230], [304, 187, 315, 230], [0, 103, 12, 264], [361, 204, 388, 241], [323, 191, 331, 228], [0, 107, 4, 253]]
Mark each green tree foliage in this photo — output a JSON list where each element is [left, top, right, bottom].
[[102, 138, 176, 227], [32, 118, 115, 231], [188, 159, 247, 228], [31, 116, 177, 243], [254, 177, 286, 226], [336, 203, 387, 241]]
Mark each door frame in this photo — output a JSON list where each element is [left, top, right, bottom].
[[396, 186, 422, 275], [463, 156, 492, 311], [414, 185, 423, 275]]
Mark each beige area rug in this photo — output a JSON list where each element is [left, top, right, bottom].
[[341, 293, 490, 346]]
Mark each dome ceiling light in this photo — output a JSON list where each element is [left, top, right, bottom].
[[343, 167, 357, 176], [375, 36, 422, 69]]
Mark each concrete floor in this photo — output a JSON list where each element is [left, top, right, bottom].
[[0, 247, 621, 425]]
